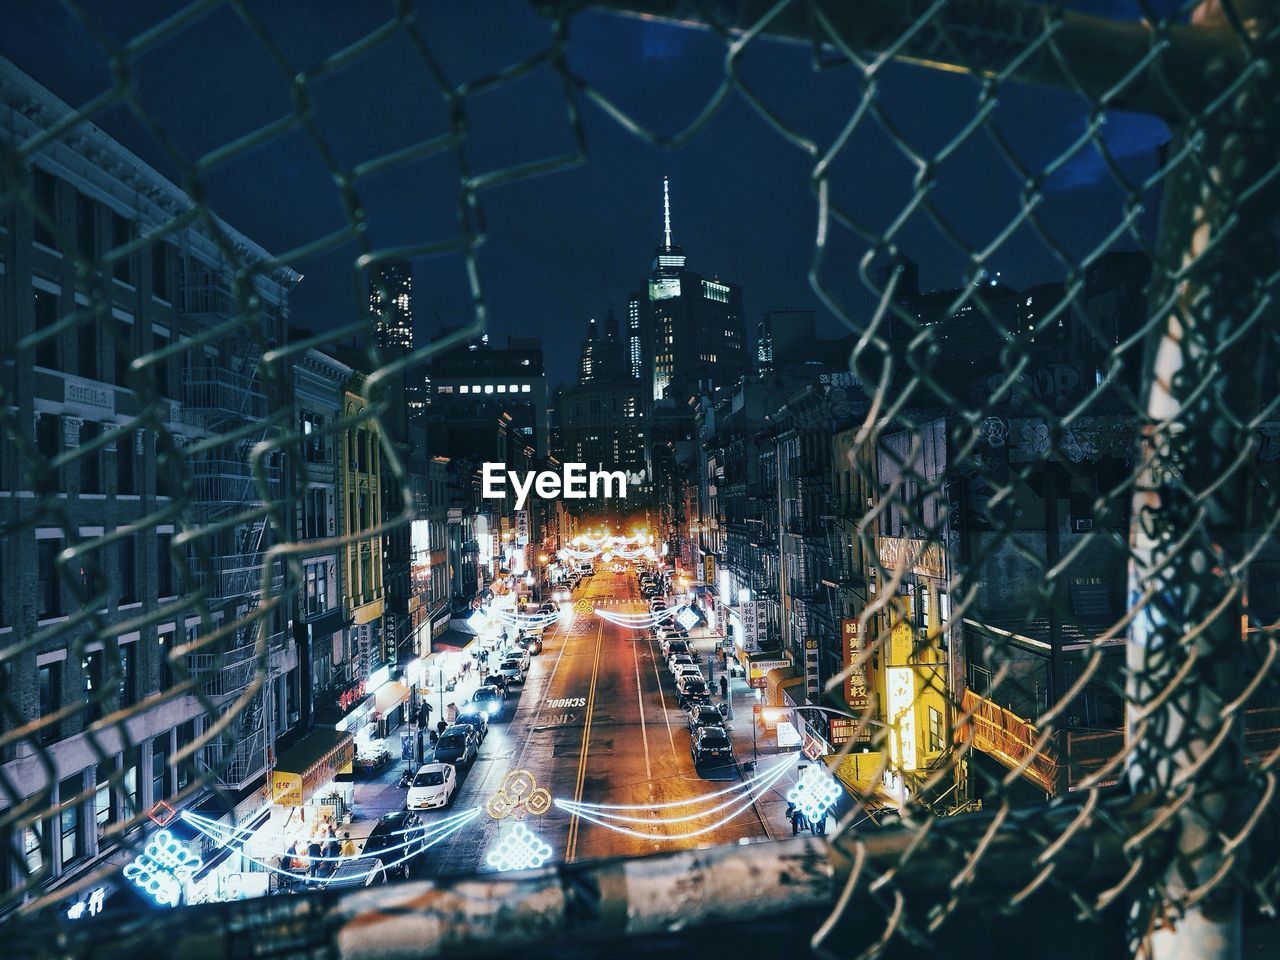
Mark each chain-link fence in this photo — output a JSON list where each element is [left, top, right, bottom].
[[1, 1, 1279, 958]]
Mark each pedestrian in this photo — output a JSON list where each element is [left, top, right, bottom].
[[437, 719, 448, 736], [786, 802, 799, 836], [339, 832, 356, 859], [813, 812, 828, 837], [307, 838, 323, 877], [719, 674, 728, 700]]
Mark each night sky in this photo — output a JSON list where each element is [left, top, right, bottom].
[[3, 1, 1176, 387]]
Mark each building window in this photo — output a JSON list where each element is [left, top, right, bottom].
[[157, 532, 175, 598], [152, 327, 171, 397], [116, 431, 136, 495], [32, 167, 57, 248], [38, 538, 61, 619], [33, 286, 59, 369], [928, 706, 944, 753], [79, 421, 102, 494], [118, 535, 138, 604], [111, 213, 134, 285], [301, 411, 325, 462], [24, 824, 47, 879], [151, 734, 169, 803], [175, 720, 196, 791], [77, 319, 99, 380], [119, 643, 136, 707], [121, 750, 140, 819], [152, 244, 170, 301], [305, 560, 329, 616], [38, 661, 61, 745], [938, 591, 949, 624], [76, 193, 97, 261], [95, 777, 115, 845], [60, 774, 85, 867], [83, 651, 106, 721]]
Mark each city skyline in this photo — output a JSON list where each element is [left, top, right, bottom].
[[1, 2, 1168, 388]]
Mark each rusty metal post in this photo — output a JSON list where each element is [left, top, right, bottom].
[[1124, 5, 1279, 959]]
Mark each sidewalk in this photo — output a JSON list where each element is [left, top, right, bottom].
[[684, 626, 798, 841]]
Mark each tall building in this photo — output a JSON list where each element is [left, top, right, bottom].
[[577, 309, 629, 384], [560, 312, 646, 488], [425, 332, 549, 458], [756, 309, 817, 373], [368, 259, 414, 351], [634, 178, 749, 403]]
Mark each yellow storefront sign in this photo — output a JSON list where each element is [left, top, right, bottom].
[[272, 770, 304, 806]]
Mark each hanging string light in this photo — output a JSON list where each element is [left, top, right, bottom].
[[178, 807, 479, 881], [555, 757, 797, 841]]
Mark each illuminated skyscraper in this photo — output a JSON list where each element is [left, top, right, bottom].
[[636, 178, 748, 402], [369, 259, 415, 351]]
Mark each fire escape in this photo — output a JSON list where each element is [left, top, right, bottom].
[[181, 266, 285, 790]]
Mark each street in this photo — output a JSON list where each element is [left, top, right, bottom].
[[358, 566, 774, 876]]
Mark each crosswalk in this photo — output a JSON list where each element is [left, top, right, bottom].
[[586, 598, 648, 607]]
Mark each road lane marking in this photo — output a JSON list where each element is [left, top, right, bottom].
[[632, 634, 653, 784], [566, 615, 603, 862]]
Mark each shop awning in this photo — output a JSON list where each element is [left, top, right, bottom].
[[373, 681, 410, 715], [271, 728, 354, 807], [764, 665, 804, 706], [432, 628, 476, 654]]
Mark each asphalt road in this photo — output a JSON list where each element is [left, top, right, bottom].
[[423, 566, 767, 876]]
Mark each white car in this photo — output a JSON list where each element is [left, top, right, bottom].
[[499, 655, 528, 684], [669, 653, 696, 675], [406, 763, 457, 811], [673, 663, 702, 685]]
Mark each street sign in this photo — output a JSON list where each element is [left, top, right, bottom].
[[803, 734, 826, 761]]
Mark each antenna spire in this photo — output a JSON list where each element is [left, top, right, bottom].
[[663, 176, 672, 250]]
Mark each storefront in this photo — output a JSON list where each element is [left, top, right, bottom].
[[271, 728, 356, 818]]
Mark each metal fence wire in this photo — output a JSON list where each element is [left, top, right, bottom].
[[1, 0, 1279, 958]]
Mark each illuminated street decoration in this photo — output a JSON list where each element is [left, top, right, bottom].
[[593, 605, 683, 630], [486, 821, 553, 871], [556, 755, 798, 840], [676, 607, 699, 631], [178, 808, 479, 882], [787, 764, 843, 823], [486, 769, 552, 820], [122, 829, 202, 907]]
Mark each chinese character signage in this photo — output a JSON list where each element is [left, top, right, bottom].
[[703, 554, 715, 587], [740, 601, 763, 653], [842, 618, 869, 710], [804, 635, 820, 697], [516, 511, 530, 547]]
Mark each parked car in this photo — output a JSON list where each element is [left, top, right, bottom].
[[499, 653, 528, 685], [516, 633, 544, 655], [665, 639, 691, 661], [552, 587, 572, 603], [326, 857, 389, 888], [673, 663, 703, 686], [481, 673, 509, 693], [538, 602, 557, 615], [451, 711, 488, 741], [361, 811, 426, 880], [687, 704, 729, 734], [691, 726, 734, 765], [665, 650, 696, 670], [431, 725, 479, 768], [406, 762, 458, 811], [466, 683, 507, 720], [678, 676, 712, 707]]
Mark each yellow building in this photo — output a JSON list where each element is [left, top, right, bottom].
[[341, 382, 384, 633]]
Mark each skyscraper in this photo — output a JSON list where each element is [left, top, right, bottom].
[[369, 259, 415, 351], [634, 178, 748, 402]]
